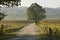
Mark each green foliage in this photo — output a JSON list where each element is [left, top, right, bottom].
[[27, 3, 46, 24], [0, 12, 7, 20], [0, 0, 21, 7]]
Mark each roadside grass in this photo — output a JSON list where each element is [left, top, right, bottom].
[[0, 20, 31, 40], [38, 20, 60, 40], [0, 34, 16, 40], [40, 34, 60, 40]]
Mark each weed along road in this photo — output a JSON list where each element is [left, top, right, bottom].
[[8, 23, 40, 40]]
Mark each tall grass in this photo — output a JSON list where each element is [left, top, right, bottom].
[[38, 20, 60, 40], [0, 20, 31, 39]]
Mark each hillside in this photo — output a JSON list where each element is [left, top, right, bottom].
[[45, 7, 60, 20], [0, 7, 60, 20]]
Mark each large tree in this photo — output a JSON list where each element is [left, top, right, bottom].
[[27, 3, 46, 24], [0, 0, 21, 7]]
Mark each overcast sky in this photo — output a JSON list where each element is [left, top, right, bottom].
[[21, 0, 60, 8]]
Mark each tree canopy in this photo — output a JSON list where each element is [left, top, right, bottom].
[[0, 0, 21, 20], [27, 3, 46, 24], [0, 0, 21, 7]]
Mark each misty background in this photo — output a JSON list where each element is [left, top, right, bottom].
[[0, 7, 60, 20]]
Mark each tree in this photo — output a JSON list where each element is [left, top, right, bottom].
[[0, 0, 21, 7], [27, 3, 46, 24], [0, 0, 21, 20], [0, 12, 7, 20]]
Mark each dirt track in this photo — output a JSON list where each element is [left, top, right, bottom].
[[8, 23, 40, 40]]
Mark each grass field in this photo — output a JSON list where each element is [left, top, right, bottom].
[[0, 20, 31, 40], [0, 20, 60, 40], [38, 20, 60, 40]]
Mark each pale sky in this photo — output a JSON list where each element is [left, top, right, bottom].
[[21, 0, 60, 8]]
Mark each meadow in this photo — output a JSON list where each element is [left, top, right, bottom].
[[0, 20, 31, 40], [38, 20, 60, 40], [0, 20, 60, 40]]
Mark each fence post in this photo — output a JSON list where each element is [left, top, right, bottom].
[[0, 24, 5, 35], [49, 27, 53, 40]]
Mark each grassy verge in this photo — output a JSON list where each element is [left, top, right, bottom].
[[40, 34, 60, 40], [0, 34, 16, 40]]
